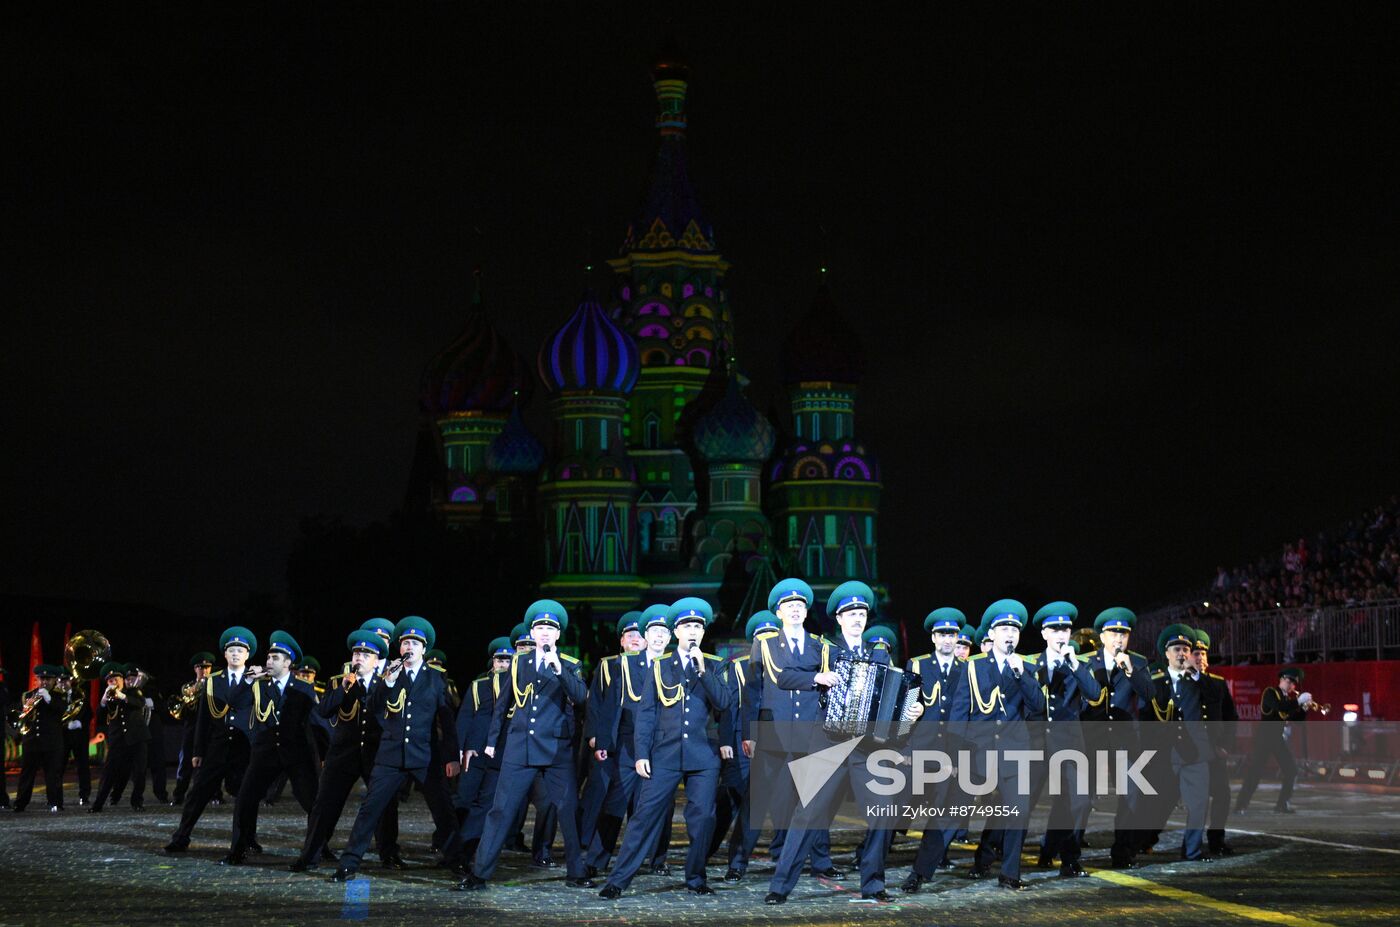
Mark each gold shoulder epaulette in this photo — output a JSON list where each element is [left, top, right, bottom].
[[1129, 650, 1146, 660], [969, 652, 988, 661], [660, 651, 674, 659], [911, 652, 932, 664], [560, 653, 580, 664], [601, 653, 620, 663], [754, 630, 780, 641], [703, 652, 722, 662], [1151, 670, 1165, 679], [1208, 672, 1224, 680], [734, 654, 751, 664]]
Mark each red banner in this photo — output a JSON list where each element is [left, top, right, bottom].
[[28, 621, 43, 691]]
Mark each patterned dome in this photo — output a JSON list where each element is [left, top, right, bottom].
[[421, 276, 532, 415], [781, 283, 865, 386], [485, 407, 545, 475], [538, 290, 641, 395], [694, 376, 775, 463], [770, 441, 881, 484]]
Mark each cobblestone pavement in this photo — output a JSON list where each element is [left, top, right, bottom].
[[0, 777, 1396, 926]]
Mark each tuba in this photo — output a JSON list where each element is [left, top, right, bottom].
[[61, 629, 112, 724]]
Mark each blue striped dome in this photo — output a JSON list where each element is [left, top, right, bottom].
[[538, 291, 640, 395], [485, 407, 545, 474]]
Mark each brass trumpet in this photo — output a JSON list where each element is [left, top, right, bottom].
[[1303, 700, 1332, 715], [168, 679, 201, 721]]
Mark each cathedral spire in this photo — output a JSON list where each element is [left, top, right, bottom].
[[652, 42, 690, 138]]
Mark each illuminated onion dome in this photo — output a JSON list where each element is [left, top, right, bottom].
[[694, 376, 775, 463], [770, 441, 881, 484], [420, 277, 532, 414], [781, 283, 865, 386], [485, 407, 545, 474], [538, 290, 640, 395]]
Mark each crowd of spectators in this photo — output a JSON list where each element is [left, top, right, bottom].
[[1206, 496, 1400, 616]]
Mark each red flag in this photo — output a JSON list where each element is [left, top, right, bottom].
[[28, 621, 43, 691]]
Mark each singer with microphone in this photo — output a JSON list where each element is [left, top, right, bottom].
[[940, 599, 1046, 891], [1079, 606, 1154, 868], [598, 597, 731, 899], [330, 616, 461, 882], [457, 600, 595, 891]]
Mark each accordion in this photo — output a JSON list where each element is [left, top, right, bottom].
[[820, 655, 922, 743]]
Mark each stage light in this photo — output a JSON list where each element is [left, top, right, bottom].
[[1343, 711, 1358, 726]]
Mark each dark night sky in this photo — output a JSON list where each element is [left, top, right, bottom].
[[7, 7, 1399, 625]]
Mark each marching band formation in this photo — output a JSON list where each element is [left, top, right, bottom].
[[1, 578, 1319, 902]]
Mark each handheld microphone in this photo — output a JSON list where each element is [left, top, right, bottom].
[[541, 642, 560, 673]]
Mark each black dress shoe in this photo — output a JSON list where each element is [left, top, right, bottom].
[[49, 805, 61, 813], [78, 797, 88, 807], [723, 868, 742, 883], [813, 866, 846, 879], [598, 885, 622, 899], [565, 877, 598, 888], [164, 840, 188, 854], [532, 857, 557, 869], [968, 865, 989, 880], [584, 865, 598, 879], [1186, 855, 1214, 863], [862, 890, 893, 902], [900, 873, 925, 893], [998, 875, 1029, 891], [1212, 843, 1235, 856], [329, 868, 356, 883], [688, 883, 716, 895], [764, 892, 787, 905], [88, 805, 103, 813], [382, 851, 407, 870], [1274, 802, 1295, 814], [219, 852, 246, 866], [1059, 862, 1089, 878], [454, 874, 487, 891], [131, 803, 145, 812], [1036, 853, 1055, 869], [288, 859, 313, 872], [649, 862, 670, 875], [1111, 858, 1139, 870], [248, 841, 264, 855]]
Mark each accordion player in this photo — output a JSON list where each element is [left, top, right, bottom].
[[820, 652, 923, 744]]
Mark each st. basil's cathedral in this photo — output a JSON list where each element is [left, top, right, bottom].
[[413, 51, 886, 641]]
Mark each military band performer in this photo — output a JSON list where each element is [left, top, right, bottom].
[[12, 664, 69, 812], [290, 631, 395, 871], [598, 598, 731, 898], [90, 662, 151, 812], [330, 617, 461, 881], [56, 674, 93, 807], [1191, 629, 1238, 853], [1079, 607, 1154, 868], [713, 610, 779, 882], [762, 581, 917, 904], [222, 631, 319, 864], [944, 600, 1045, 891], [443, 636, 516, 868], [166, 627, 259, 853], [577, 611, 644, 859], [457, 600, 594, 890], [580, 604, 675, 877], [1138, 624, 1213, 861], [171, 653, 214, 805], [1236, 665, 1311, 815], [1024, 602, 1102, 877], [900, 607, 969, 893]]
